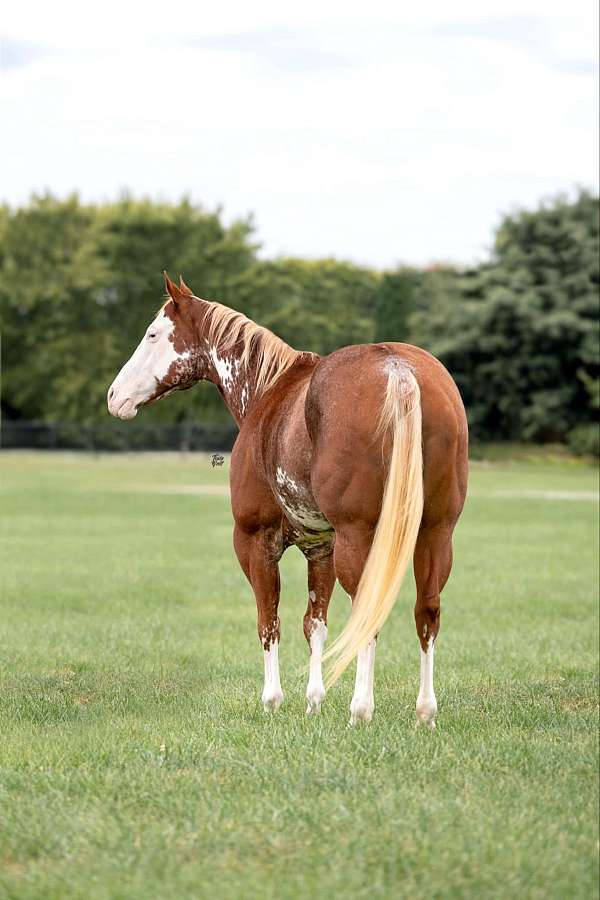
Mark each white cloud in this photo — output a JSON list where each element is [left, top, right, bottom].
[[1, 1, 597, 266]]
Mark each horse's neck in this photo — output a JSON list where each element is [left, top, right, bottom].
[[196, 302, 303, 426], [197, 303, 265, 425], [205, 336, 254, 426]]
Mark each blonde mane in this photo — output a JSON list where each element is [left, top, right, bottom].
[[203, 301, 302, 396]]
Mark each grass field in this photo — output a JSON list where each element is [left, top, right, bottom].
[[0, 451, 598, 899]]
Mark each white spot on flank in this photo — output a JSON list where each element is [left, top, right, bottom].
[[279, 496, 331, 531], [416, 638, 437, 729], [262, 640, 283, 712], [349, 639, 376, 725], [275, 468, 331, 532], [276, 467, 300, 493], [306, 619, 327, 715]]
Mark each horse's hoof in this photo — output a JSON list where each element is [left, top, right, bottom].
[[262, 691, 283, 712], [416, 716, 436, 730], [416, 701, 437, 729], [306, 687, 325, 715], [349, 699, 374, 726]]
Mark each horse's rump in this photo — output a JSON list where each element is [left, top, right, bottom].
[[304, 343, 467, 684]]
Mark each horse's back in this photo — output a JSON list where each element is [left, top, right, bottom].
[[306, 342, 465, 443]]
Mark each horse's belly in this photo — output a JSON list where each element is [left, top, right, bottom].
[[275, 466, 331, 534]]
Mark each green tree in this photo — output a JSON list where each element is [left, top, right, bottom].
[[373, 268, 421, 343], [0, 195, 257, 426], [228, 258, 378, 355], [408, 265, 462, 349], [2, 190, 598, 447], [0, 194, 105, 423], [413, 192, 599, 442]]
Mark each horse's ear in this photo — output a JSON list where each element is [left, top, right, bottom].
[[163, 270, 182, 305], [179, 275, 194, 297]]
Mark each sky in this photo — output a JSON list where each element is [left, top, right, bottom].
[[1, 0, 598, 268]]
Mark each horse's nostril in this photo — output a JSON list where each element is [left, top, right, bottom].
[[108, 387, 114, 401]]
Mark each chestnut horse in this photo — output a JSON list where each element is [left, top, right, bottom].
[[108, 274, 468, 726]]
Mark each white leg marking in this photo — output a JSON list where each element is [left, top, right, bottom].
[[306, 619, 327, 714], [262, 640, 284, 712], [349, 639, 376, 725], [416, 638, 437, 728]]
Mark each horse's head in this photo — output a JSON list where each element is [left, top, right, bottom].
[[107, 273, 202, 420]]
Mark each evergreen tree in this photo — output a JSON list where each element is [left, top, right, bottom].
[[414, 191, 599, 442], [373, 268, 421, 343]]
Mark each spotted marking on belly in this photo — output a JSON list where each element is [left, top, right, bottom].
[[275, 467, 331, 533]]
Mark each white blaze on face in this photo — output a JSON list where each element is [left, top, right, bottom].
[[107, 310, 188, 420]]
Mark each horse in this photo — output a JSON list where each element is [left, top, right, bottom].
[[107, 273, 468, 726]]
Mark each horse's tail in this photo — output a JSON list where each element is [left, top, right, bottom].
[[324, 361, 424, 687]]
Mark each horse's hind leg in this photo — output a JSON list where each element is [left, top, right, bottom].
[[413, 524, 454, 728], [233, 523, 284, 712], [303, 551, 336, 714], [332, 524, 378, 725]]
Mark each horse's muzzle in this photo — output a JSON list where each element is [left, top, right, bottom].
[[107, 385, 138, 420]]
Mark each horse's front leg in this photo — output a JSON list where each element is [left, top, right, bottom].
[[233, 523, 284, 711], [303, 551, 336, 715]]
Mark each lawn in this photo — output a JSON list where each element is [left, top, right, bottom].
[[0, 451, 598, 899]]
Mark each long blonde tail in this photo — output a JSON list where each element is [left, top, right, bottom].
[[324, 362, 424, 687]]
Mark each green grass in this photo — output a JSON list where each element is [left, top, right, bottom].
[[0, 451, 598, 900]]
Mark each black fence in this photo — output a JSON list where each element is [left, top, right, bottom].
[[0, 420, 239, 452]]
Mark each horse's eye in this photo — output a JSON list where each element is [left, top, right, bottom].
[[148, 332, 157, 340]]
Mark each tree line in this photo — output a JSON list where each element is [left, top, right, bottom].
[[0, 190, 597, 453]]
